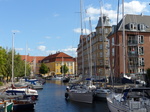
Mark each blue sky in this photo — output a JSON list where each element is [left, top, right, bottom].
[[0, 0, 150, 57]]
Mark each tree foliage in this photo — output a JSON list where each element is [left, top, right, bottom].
[[0, 47, 31, 82], [39, 63, 49, 75], [60, 64, 68, 75], [0, 47, 7, 77]]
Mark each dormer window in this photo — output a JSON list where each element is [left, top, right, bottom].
[[138, 24, 145, 31], [129, 23, 137, 31]]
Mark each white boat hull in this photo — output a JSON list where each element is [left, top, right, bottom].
[[107, 92, 148, 112]]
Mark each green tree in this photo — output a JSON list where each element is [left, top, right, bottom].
[[0, 47, 31, 82], [0, 47, 7, 80], [60, 64, 68, 75], [5, 49, 12, 82], [14, 53, 31, 78], [39, 63, 49, 75]]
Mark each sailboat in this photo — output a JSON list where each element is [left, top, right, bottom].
[[65, 0, 95, 104]]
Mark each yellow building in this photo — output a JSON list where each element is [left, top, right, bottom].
[[41, 52, 76, 76]]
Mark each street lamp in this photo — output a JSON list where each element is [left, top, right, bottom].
[[12, 33, 15, 84]]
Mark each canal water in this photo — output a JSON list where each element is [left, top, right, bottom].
[[26, 80, 109, 112]]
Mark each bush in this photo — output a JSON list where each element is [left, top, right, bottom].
[[0, 82, 3, 86]]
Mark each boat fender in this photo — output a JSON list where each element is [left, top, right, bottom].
[[65, 92, 69, 99], [66, 88, 70, 92], [31, 95, 36, 100]]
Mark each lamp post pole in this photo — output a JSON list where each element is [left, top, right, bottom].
[[12, 33, 15, 85]]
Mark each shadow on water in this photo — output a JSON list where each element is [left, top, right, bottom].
[[21, 80, 109, 112]]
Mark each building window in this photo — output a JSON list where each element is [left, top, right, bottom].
[[100, 60, 103, 65], [112, 48, 114, 56], [99, 44, 103, 49], [99, 28, 102, 34], [105, 28, 108, 34], [105, 60, 109, 65], [129, 23, 137, 30], [56, 69, 59, 73], [138, 58, 144, 66], [100, 52, 103, 57], [112, 37, 114, 46], [138, 68, 144, 73], [138, 46, 144, 55], [99, 36, 102, 41], [138, 24, 145, 31], [128, 35, 137, 44], [138, 35, 144, 44], [112, 59, 114, 67]]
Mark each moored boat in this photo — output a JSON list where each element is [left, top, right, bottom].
[[94, 87, 110, 100], [12, 100, 35, 112], [107, 87, 150, 112]]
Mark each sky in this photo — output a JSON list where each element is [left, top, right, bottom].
[[0, 0, 150, 57]]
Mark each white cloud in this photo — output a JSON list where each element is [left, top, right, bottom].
[[62, 47, 77, 56], [83, 1, 148, 26], [53, 13, 59, 17], [123, 1, 147, 14], [45, 47, 77, 57], [86, 7, 100, 16], [37, 45, 46, 51], [15, 48, 23, 51], [11, 30, 20, 33], [38, 42, 45, 44], [56, 36, 61, 39], [44, 36, 51, 39], [27, 48, 32, 51], [73, 28, 91, 34], [46, 50, 57, 55]]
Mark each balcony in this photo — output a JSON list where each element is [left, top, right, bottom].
[[127, 40, 138, 46], [128, 51, 138, 57]]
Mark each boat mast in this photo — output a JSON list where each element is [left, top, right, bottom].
[[80, 0, 84, 75], [25, 43, 27, 77], [89, 17, 92, 78], [122, 0, 126, 77]]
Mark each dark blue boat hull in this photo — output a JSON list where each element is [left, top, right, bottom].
[[13, 103, 35, 112]]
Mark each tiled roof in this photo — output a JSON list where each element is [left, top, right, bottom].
[[42, 52, 75, 62], [21, 55, 46, 63]]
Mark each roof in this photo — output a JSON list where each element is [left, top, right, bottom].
[[42, 52, 75, 62], [96, 15, 111, 28], [21, 55, 46, 63], [118, 14, 150, 32], [108, 14, 150, 37]]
